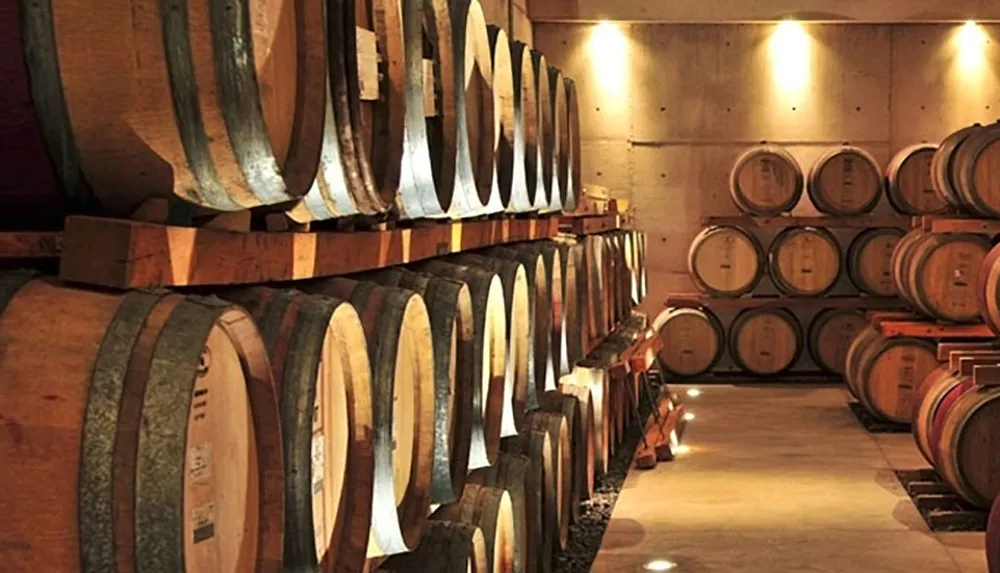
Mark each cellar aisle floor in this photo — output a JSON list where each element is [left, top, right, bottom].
[[593, 384, 987, 573]]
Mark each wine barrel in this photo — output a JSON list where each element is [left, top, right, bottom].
[[547, 67, 568, 213], [568, 364, 611, 477], [454, 253, 531, 435], [979, 243, 1000, 334], [689, 225, 764, 297], [431, 484, 515, 573], [846, 227, 904, 297], [912, 365, 960, 464], [519, 242, 564, 390], [468, 453, 537, 573], [303, 278, 434, 556], [889, 229, 927, 298], [555, 240, 585, 372], [9, 0, 327, 218], [844, 326, 879, 400], [729, 144, 804, 215], [850, 332, 937, 423], [897, 232, 989, 323], [540, 389, 593, 522], [936, 385, 1000, 507], [0, 273, 283, 572], [768, 227, 842, 297], [729, 308, 803, 376], [953, 122, 1000, 218], [418, 260, 508, 467], [378, 521, 488, 573], [489, 245, 554, 407], [885, 144, 948, 215], [807, 146, 883, 215], [358, 269, 476, 504], [488, 27, 516, 213], [564, 78, 582, 211], [221, 287, 375, 571], [532, 50, 553, 210], [583, 235, 608, 341], [558, 383, 598, 500], [508, 40, 538, 212], [808, 309, 867, 374], [990, 497, 1000, 573], [653, 307, 726, 378], [932, 124, 984, 207], [501, 431, 554, 573], [524, 410, 571, 552]]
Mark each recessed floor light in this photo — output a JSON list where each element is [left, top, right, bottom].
[[686, 389, 702, 398], [683, 412, 696, 421], [644, 559, 677, 571]]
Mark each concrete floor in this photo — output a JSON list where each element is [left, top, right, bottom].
[[593, 384, 987, 573]]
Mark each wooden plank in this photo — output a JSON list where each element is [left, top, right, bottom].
[[701, 215, 910, 229], [878, 321, 995, 339], [58, 215, 559, 288], [937, 341, 1000, 361], [357, 27, 380, 101], [423, 59, 437, 117], [974, 365, 1000, 387], [929, 218, 1000, 235], [559, 213, 621, 235], [665, 293, 908, 310], [0, 232, 63, 258]]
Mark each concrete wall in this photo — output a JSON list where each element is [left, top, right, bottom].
[[530, 0, 1000, 23], [533, 22, 1000, 317], [482, 0, 533, 45]]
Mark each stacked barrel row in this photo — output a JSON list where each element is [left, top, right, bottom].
[[0, 231, 646, 573], [0, 0, 582, 229], [730, 142, 947, 216]]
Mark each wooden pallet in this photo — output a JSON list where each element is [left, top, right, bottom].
[[558, 213, 621, 235], [665, 293, 907, 311], [895, 469, 988, 531], [57, 214, 561, 288], [702, 214, 910, 229], [871, 317, 995, 339], [913, 216, 1000, 235], [847, 402, 909, 434]]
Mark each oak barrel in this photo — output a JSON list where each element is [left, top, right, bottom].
[[896, 232, 989, 323], [583, 234, 608, 341], [558, 383, 598, 503], [564, 78, 583, 212], [418, 260, 508, 468], [688, 225, 765, 297], [12, 0, 327, 216], [468, 453, 537, 573], [768, 226, 842, 297], [936, 386, 1000, 507], [912, 365, 961, 464], [0, 273, 284, 573], [729, 308, 803, 376], [848, 331, 937, 423], [567, 364, 611, 477], [502, 431, 554, 573], [489, 27, 516, 212], [454, 253, 531, 435], [303, 278, 434, 556], [222, 287, 375, 571], [508, 39, 539, 212], [807, 146, 883, 215], [431, 484, 515, 573], [540, 389, 593, 523], [555, 240, 585, 371], [547, 67, 568, 212], [808, 309, 867, 375], [953, 122, 1000, 218], [843, 326, 880, 401], [990, 497, 1000, 573], [978, 243, 1000, 334], [729, 144, 804, 215], [359, 268, 477, 504], [531, 50, 553, 210], [847, 227, 904, 297], [524, 410, 572, 552], [885, 144, 948, 215], [654, 307, 726, 378], [378, 521, 488, 573], [519, 242, 564, 390], [932, 124, 984, 207]]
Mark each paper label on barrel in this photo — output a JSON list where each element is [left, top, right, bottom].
[[312, 433, 325, 494], [192, 503, 216, 544], [188, 443, 212, 484]]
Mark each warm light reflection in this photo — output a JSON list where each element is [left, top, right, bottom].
[[686, 389, 702, 398], [683, 412, 696, 421], [769, 21, 811, 98], [675, 444, 691, 455], [957, 21, 988, 72], [589, 21, 627, 94], [643, 560, 677, 571], [669, 430, 680, 449]]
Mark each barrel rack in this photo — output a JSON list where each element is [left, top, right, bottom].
[[911, 215, 1000, 235], [868, 311, 995, 339], [703, 214, 911, 229]]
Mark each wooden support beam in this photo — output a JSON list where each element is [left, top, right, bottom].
[[666, 293, 908, 311], [0, 232, 63, 258], [701, 215, 909, 229], [559, 213, 621, 235], [877, 320, 995, 339]]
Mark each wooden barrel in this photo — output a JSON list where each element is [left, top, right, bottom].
[[0, 273, 284, 572], [540, 389, 592, 523], [768, 227, 842, 297], [468, 453, 537, 573], [728, 144, 804, 215], [807, 146, 883, 215], [936, 386, 1000, 507], [654, 307, 725, 378], [358, 269, 477, 504], [953, 122, 1000, 217], [807, 309, 867, 374], [978, 243, 1000, 334], [568, 364, 611, 477], [564, 78, 582, 212], [843, 326, 881, 401], [490, 245, 553, 408], [418, 260, 508, 468], [488, 27, 516, 213], [688, 225, 765, 297], [221, 287, 375, 571], [531, 50, 553, 210], [524, 410, 571, 552], [555, 240, 585, 372], [378, 521, 489, 573], [850, 332, 937, 423], [885, 144, 948, 215], [508, 40, 538, 212], [912, 365, 960, 464], [7, 0, 326, 218], [583, 235, 607, 341], [932, 124, 984, 208], [431, 484, 515, 573], [559, 383, 598, 500], [990, 497, 1000, 573], [889, 229, 927, 299], [897, 232, 989, 323], [520, 242, 564, 390], [729, 308, 803, 376], [846, 227, 904, 297], [548, 67, 568, 212], [501, 431, 554, 573], [304, 278, 434, 556], [454, 253, 531, 435]]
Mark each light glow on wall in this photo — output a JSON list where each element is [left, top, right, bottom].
[[589, 21, 628, 92], [769, 20, 811, 99], [957, 20, 989, 72]]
